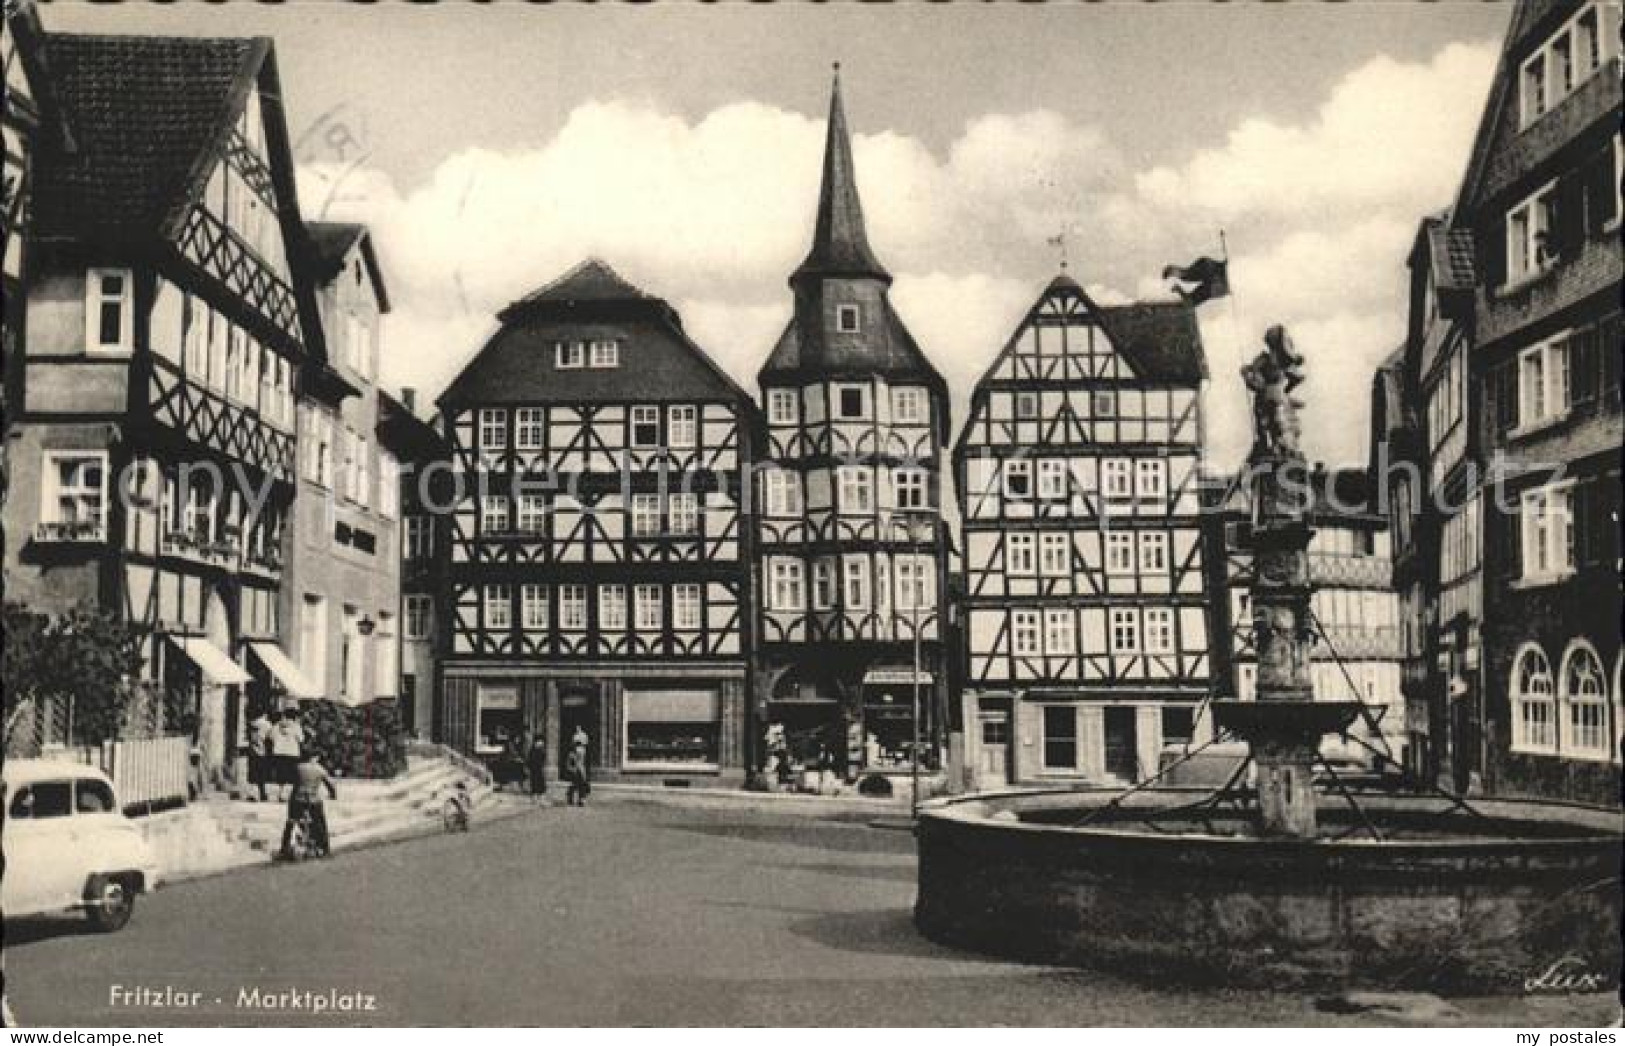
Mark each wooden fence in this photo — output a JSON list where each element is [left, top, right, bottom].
[[58, 736, 192, 813]]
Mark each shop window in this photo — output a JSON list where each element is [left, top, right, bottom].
[[476, 685, 522, 756], [1162, 706, 1195, 747], [861, 690, 922, 771], [1042, 706, 1077, 770], [624, 689, 720, 767]]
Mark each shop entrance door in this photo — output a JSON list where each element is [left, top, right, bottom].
[[1103, 707, 1138, 781], [977, 712, 1009, 787], [559, 686, 596, 770]]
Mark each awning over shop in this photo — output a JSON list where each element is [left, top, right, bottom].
[[862, 668, 934, 687], [247, 642, 323, 700], [625, 688, 720, 723], [168, 635, 251, 686]]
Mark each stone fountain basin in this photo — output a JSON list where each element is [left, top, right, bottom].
[[914, 788, 1623, 995]]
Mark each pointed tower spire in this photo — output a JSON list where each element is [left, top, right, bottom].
[[792, 63, 892, 286]]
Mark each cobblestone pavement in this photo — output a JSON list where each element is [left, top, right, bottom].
[[8, 798, 1620, 1027]]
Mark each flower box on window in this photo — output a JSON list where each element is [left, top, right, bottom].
[[34, 519, 106, 543]]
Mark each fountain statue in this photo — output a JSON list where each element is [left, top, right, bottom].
[[913, 324, 1622, 994], [1214, 324, 1361, 839]]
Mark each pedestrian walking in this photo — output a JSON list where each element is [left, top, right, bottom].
[[565, 737, 591, 807], [268, 705, 305, 801], [527, 733, 548, 799], [246, 707, 273, 802]]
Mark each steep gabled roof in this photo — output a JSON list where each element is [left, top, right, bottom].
[[791, 67, 890, 287], [33, 32, 264, 243], [500, 258, 653, 317], [969, 274, 1208, 389], [306, 221, 392, 313], [1096, 301, 1209, 383], [440, 260, 753, 409], [759, 299, 943, 387]]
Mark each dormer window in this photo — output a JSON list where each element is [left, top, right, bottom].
[[590, 339, 619, 368], [835, 304, 861, 334], [556, 341, 585, 369], [835, 384, 869, 421]]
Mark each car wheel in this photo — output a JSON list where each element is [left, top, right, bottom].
[[85, 875, 135, 933]]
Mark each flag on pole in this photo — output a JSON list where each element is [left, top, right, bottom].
[[1162, 256, 1231, 306]]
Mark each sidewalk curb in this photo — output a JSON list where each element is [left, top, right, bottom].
[[150, 795, 544, 889], [588, 781, 916, 819]]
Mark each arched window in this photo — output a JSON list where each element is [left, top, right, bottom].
[[1559, 642, 1609, 760], [1510, 644, 1555, 754]]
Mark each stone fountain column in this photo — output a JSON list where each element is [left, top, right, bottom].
[[1246, 460, 1319, 839], [1213, 325, 1359, 841]]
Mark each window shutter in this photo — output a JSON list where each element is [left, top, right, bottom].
[[1500, 504, 1522, 585], [1583, 145, 1618, 235], [1570, 325, 1600, 414], [1601, 314, 1622, 411], [1573, 481, 1594, 566], [1481, 223, 1507, 288], [1492, 360, 1519, 437], [1551, 171, 1585, 258]]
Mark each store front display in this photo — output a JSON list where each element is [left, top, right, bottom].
[[476, 684, 522, 756], [624, 687, 720, 768]]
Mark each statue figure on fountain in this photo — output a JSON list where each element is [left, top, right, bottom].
[[1240, 324, 1306, 461]]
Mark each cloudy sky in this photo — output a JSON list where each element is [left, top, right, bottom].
[[52, 2, 1509, 466]]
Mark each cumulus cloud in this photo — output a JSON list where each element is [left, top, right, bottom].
[[1133, 42, 1496, 222], [300, 36, 1496, 466]]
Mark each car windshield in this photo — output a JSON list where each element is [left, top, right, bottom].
[[76, 779, 117, 814], [9, 781, 73, 819]]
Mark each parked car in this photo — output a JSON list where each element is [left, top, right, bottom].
[[1, 759, 161, 932]]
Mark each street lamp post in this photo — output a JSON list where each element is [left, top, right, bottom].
[[906, 509, 932, 820]]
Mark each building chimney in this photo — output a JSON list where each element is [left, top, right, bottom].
[[401, 387, 417, 414]]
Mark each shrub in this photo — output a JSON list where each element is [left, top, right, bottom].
[[299, 698, 407, 779]]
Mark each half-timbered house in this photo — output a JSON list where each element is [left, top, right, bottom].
[[754, 72, 953, 782], [435, 260, 756, 784], [2, 32, 324, 784], [954, 273, 1210, 789]]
